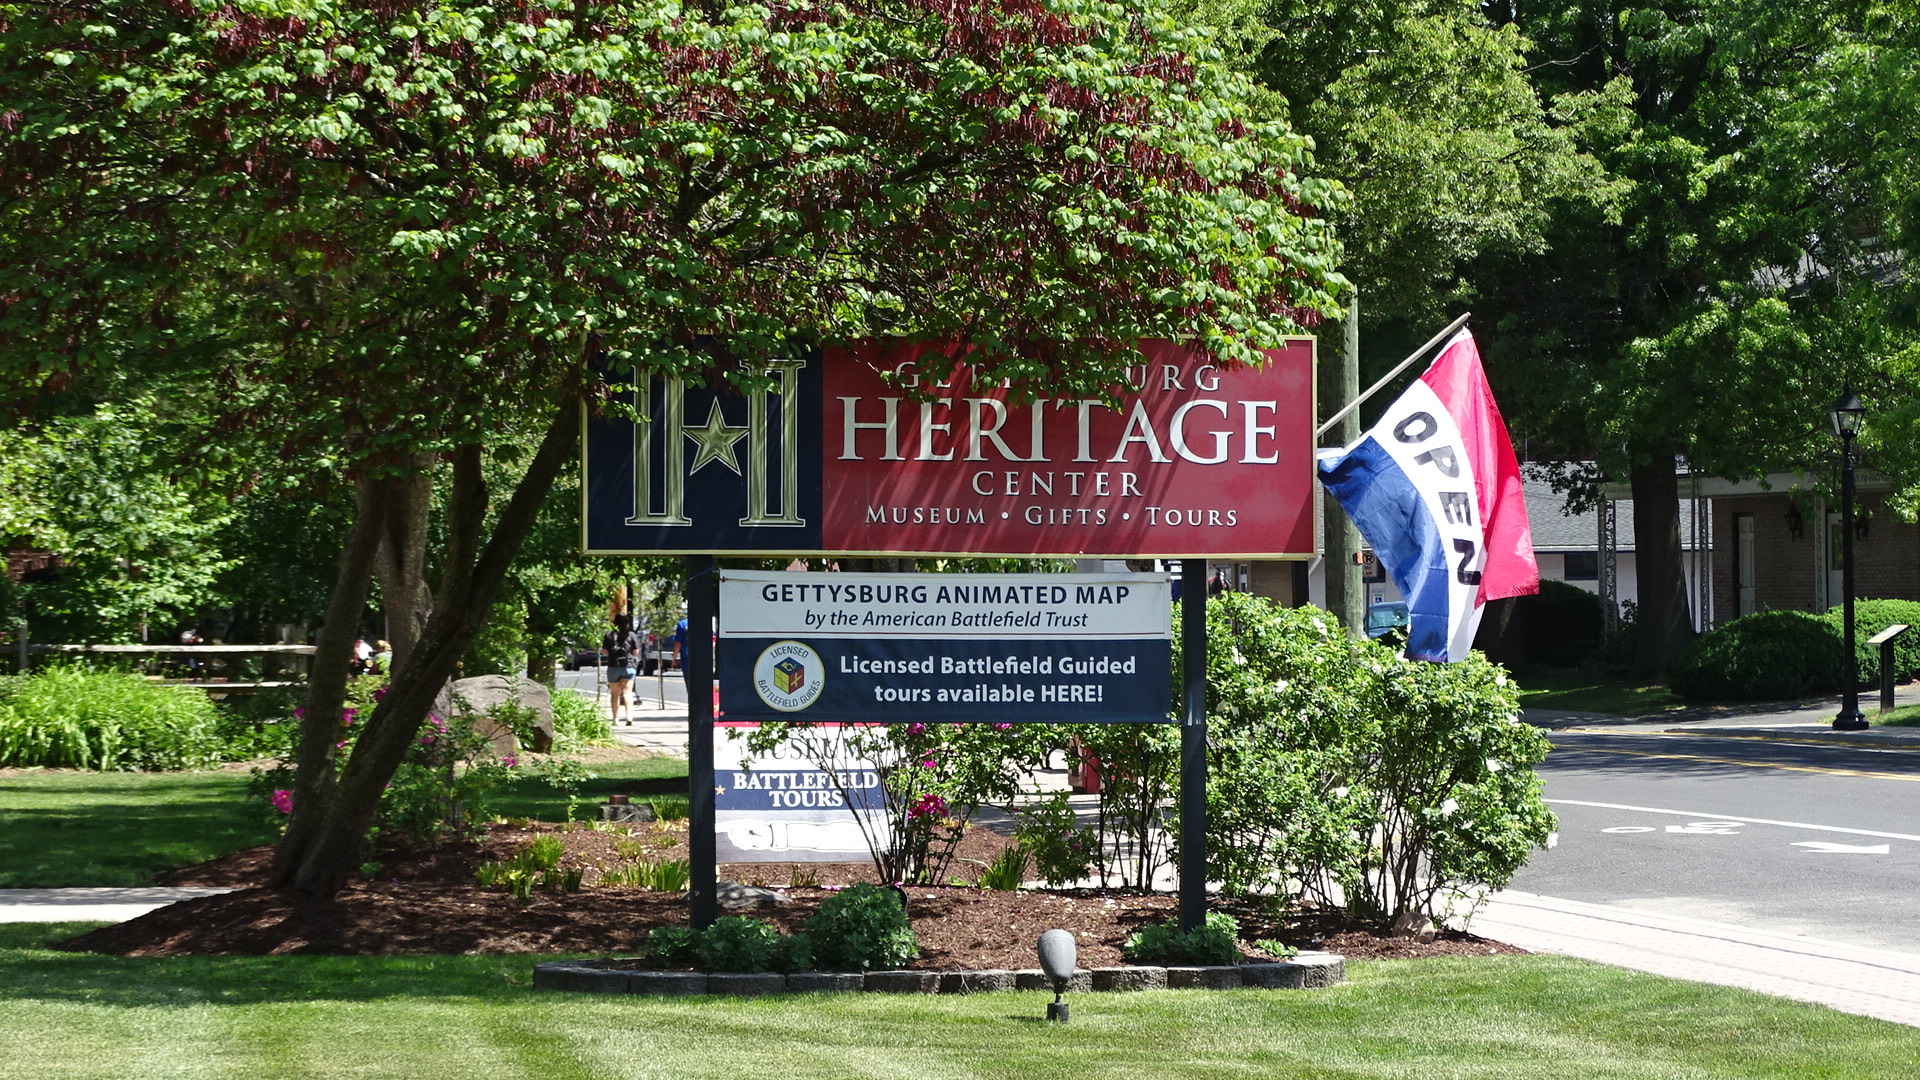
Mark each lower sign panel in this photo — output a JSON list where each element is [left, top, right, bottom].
[[715, 724, 889, 863]]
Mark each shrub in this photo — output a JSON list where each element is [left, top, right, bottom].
[[0, 664, 220, 770], [1828, 599, 1920, 690], [1512, 580, 1605, 667], [647, 926, 697, 966], [1668, 610, 1842, 701], [548, 688, 613, 751], [805, 883, 918, 972], [1122, 912, 1242, 966], [1188, 596, 1370, 903], [598, 857, 691, 891], [1179, 592, 1554, 923], [1068, 720, 1178, 889], [1013, 791, 1098, 886], [215, 684, 303, 760], [693, 916, 787, 972], [254, 673, 522, 847], [974, 843, 1029, 890], [1346, 650, 1554, 922]]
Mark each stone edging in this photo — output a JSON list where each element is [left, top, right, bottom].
[[533, 953, 1344, 996]]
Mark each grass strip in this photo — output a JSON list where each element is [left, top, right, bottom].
[[1517, 669, 1684, 717], [0, 752, 690, 888], [1, 923, 1915, 1079], [0, 768, 274, 888]]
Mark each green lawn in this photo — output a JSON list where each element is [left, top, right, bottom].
[[1, 922, 1913, 1079], [0, 753, 690, 888], [1877, 705, 1920, 727], [491, 754, 689, 821], [0, 768, 275, 888], [1517, 668, 1684, 718]]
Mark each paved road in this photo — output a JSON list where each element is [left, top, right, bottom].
[[555, 665, 687, 713], [1508, 727, 1920, 952]]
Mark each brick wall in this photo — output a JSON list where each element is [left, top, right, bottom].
[[1711, 494, 1920, 624]]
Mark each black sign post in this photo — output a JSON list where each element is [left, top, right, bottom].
[[686, 554, 718, 928], [1178, 558, 1208, 932]]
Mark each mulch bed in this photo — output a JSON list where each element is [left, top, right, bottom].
[[59, 820, 1522, 965]]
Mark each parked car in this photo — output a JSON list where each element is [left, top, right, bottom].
[[563, 642, 674, 674], [1365, 601, 1409, 640]]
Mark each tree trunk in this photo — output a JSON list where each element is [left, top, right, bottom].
[[280, 401, 582, 898], [271, 484, 389, 886], [1629, 447, 1694, 677], [371, 455, 435, 671]]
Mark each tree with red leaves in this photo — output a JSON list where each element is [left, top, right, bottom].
[[1, 0, 1344, 898]]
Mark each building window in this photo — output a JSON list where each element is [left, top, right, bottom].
[[1563, 551, 1599, 580]]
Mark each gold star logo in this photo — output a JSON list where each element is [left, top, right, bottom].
[[684, 399, 748, 475]]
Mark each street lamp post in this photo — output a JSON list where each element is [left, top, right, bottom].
[[1832, 386, 1868, 731]]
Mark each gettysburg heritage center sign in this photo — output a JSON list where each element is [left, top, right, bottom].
[[580, 338, 1317, 930], [582, 338, 1316, 558]]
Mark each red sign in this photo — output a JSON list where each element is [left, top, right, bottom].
[[822, 339, 1315, 557]]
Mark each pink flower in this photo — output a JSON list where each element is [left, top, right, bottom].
[[342, 709, 358, 725], [992, 723, 1012, 731], [502, 755, 518, 768], [920, 758, 937, 769], [270, 789, 293, 814], [418, 734, 435, 745], [293, 707, 306, 721], [335, 739, 349, 749], [905, 723, 926, 736], [373, 687, 387, 702], [907, 793, 947, 819]]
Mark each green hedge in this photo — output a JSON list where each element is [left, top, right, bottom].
[[1667, 611, 1843, 701], [1512, 580, 1604, 667], [0, 665, 221, 770], [1832, 599, 1920, 689]]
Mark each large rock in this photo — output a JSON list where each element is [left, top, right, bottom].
[[447, 675, 555, 755], [715, 880, 788, 912]]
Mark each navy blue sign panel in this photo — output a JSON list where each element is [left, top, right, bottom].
[[718, 638, 1172, 723], [582, 358, 824, 553], [718, 570, 1174, 724]]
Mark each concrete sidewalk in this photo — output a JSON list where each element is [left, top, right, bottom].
[[1474, 890, 1920, 1026], [0, 887, 233, 924]]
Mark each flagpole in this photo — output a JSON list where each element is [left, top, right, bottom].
[[1314, 312, 1471, 441]]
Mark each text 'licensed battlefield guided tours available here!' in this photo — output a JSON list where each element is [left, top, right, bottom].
[[716, 571, 1173, 723]]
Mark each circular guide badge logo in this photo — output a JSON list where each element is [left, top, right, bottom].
[[753, 640, 825, 712]]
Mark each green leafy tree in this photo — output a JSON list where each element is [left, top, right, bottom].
[[0, 404, 234, 642], [1253, 0, 1620, 324], [2, 0, 1343, 897], [1471, 0, 1917, 671]]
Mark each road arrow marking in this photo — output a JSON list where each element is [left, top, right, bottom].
[[1792, 841, 1891, 854], [1666, 821, 1742, 835]]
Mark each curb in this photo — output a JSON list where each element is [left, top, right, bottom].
[[1655, 727, 1920, 751], [532, 955, 1345, 997]]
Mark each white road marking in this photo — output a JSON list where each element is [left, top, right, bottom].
[[1548, 799, 1920, 843], [1601, 826, 1655, 834], [1793, 841, 1892, 854], [1666, 821, 1743, 834]]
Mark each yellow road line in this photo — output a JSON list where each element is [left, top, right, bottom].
[[1549, 741, 1920, 782]]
